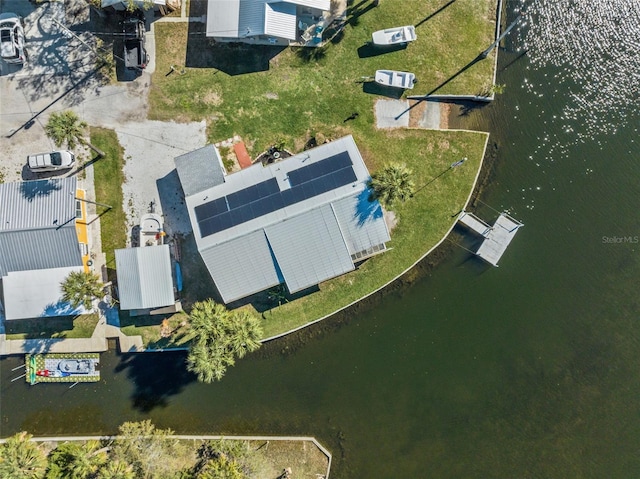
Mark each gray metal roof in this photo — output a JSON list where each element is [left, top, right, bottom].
[[331, 194, 391, 256], [200, 230, 281, 303], [0, 177, 77, 232], [265, 205, 354, 293], [264, 2, 297, 40], [174, 145, 226, 197], [0, 227, 83, 277], [2, 266, 85, 320], [115, 245, 174, 310], [207, 0, 330, 39], [180, 135, 390, 303]]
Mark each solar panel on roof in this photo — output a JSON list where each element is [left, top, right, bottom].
[[196, 151, 359, 239], [289, 151, 353, 186], [195, 197, 228, 223]]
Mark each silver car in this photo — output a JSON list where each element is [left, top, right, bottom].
[[28, 150, 75, 172], [0, 13, 26, 64]]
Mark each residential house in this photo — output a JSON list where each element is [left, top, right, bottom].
[[175, 135, 391, 304], [206, 0, 332, 46], [0, 178, 89, 320]]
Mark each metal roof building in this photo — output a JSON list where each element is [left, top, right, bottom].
[[206, 0, 330, 42], [0, 178, 84, 320], [114, 245, 175, 310], [176, 135, 391, 303]]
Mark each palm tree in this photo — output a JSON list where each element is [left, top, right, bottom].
[[0, 431, 47, 479], [44, 110, 104, 156], [186, 300, 261, 383], [187, 341, 232, 383], [47, 441, 107, 479], [228, 310, 262, 358], [61, 271, 104, 310], [45, 111, 87, 149], [368, 163, 415, 207], [187, 300, 231, 343], [98, 459, 135, 479]]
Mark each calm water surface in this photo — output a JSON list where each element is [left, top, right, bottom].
[[2, 1, 640, 477]]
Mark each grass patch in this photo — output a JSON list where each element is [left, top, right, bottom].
[[120, 311, 191, 349], [5, 314, 100, 340], [150, 0, 496, 154], [90, 127, 127, 274]]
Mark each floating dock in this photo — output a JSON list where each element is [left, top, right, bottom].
[[457, 211, 523, 266], [25, 353, 100, 385]]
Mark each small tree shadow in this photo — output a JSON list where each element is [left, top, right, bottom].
[[19, 178, 63, 200], [355, 188, 383, 225], [294, 45, 328, 63]]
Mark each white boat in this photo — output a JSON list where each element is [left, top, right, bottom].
[[371, 25, 417, 46], [140, 213, 165, 246], [374, 70, 416, 89]]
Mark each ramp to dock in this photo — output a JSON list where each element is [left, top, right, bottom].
[[457, 211, 523, 266], [458, 211, 492, 236]]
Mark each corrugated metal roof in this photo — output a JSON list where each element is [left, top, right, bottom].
[[3, 266, 85, 320], [206, 0, 241, 37], [332, 194, 391, 255], [264, 2, 297, 40], [207, 0, 330, 39], [200, 230, 281, 303], [174, 145, 226, 197], [115, 245, 174, 310], [238, 0, 266, 37], [0, 227, 83, 277], [0, 177, 77, 232], [265, 205, 354, 293]]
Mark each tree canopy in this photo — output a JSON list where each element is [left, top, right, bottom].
[[0, 432, 47, 479], [186, 300, 262, 383], [368, 162, 415, 207], [61, 271, 104, 311], [44, 111, 88, 150]]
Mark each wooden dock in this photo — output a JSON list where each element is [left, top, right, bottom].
[[457, 211, 523, 266]]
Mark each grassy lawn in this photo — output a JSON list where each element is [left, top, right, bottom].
[[144, 0, 496, 338], [150, 0, 496, 155], [90, 127, 127, 273], [4, 314, 100, 340]]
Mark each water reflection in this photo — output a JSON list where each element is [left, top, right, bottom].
[[518, 0, 640, 146]]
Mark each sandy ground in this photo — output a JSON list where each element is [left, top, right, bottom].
[[118, 119, 206, 240]]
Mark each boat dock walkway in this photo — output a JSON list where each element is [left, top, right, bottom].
[[0, 317, 143, 357], [457, 211, 523, 266]]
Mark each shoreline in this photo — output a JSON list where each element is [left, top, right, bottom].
[[261, 131, 491, 344]]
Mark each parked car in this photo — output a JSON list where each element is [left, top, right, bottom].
[[0, 13, 26, 64], [122, 17, 148, 70], [27, 151, 75, 172]]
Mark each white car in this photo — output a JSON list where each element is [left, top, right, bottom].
[[28, 151, 75, 172], [0, 13, 26, 64]]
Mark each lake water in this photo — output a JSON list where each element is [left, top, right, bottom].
[[2, 1, 640, 477]]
